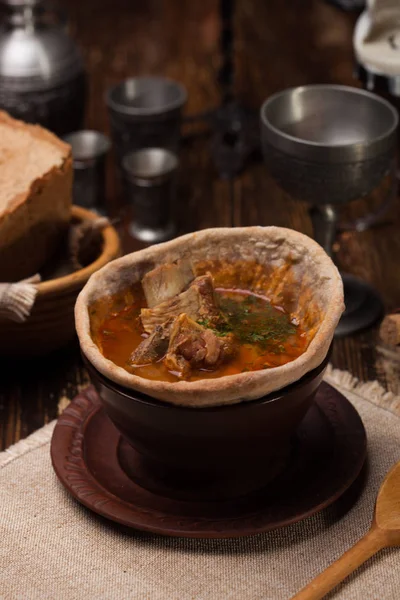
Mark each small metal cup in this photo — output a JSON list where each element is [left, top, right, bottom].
[[122, 148, 178, 243], [106, 76, 187, 169], [64, 130, 111, 214]]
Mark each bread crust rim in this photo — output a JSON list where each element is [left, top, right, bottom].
[[75, 226, 344, 407]]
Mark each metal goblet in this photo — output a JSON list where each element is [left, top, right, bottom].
[[260, 84, 399, 336]]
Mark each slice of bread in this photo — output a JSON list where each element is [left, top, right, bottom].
[[0, 110, 72, 282]]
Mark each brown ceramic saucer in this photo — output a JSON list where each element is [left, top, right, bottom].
[[51, 382, 366, 539]]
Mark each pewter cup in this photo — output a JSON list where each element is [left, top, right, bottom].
[[122, 148, 178, 243], [64, 130, 111, 214], [106, 76, 187, 169]]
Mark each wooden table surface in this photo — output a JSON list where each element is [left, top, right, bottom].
[[2, 0, 400, 451]]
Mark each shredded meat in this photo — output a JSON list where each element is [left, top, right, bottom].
[[129, 320, 172, 366], [164, 313, 236, 377], [141, 274, 221, 334], [142, 259, 194, 308], [202, 329, 221, 365], [192, 274, 221, 325]]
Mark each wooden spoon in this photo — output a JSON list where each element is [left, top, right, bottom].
[[292, 461, 400, 600]]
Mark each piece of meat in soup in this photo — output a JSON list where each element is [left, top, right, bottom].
[[141, 274, 221, 334], [164, 313, 236, 377], [129, 319, 172, 366], [142, 259, 194, 308]]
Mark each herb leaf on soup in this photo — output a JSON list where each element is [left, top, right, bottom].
[[198, 292, 297, 352]]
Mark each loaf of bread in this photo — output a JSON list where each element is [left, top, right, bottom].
[[0, 111, 72, 282]]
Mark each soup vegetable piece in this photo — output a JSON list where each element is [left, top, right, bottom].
[[92, 259, 308, 382]]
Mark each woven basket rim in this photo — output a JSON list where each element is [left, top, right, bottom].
[[36, 205, 121, 297]]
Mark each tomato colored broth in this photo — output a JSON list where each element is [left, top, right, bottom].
[[90, 281, 308, 383]]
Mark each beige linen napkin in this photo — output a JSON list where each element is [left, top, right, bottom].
[[1, 368, 400, 600]]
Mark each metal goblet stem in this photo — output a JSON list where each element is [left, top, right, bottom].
[[309, 155, 398, 255], [308, 203, 385, 337], [260, 84, 399, 336], [309, 205, 338, 258]]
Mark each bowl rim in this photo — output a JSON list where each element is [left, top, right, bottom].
[[83, 346, 330, 413], [260, 84, 399, 162], [36, 205, 121, 296]]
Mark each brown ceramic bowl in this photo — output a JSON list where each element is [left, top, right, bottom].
[[82, 348, 330, 502]]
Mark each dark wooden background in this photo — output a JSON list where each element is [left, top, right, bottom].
[[1, 0, 400, 450]]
